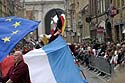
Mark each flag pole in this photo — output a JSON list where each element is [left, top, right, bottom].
[[74, 56, 87, 79]]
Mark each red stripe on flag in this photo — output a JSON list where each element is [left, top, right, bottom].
[[60, 16, 64, 30], [1, 55, 14, 76]]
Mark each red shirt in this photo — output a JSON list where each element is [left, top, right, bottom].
[[0, 60, 30, 83]]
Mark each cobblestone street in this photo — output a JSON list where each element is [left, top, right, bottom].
[[81, 66, 125, 83], [82, 68, 106, 83]]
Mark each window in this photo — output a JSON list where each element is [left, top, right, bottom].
[[123, 0, 125, 6], [103, 0, 106, 12], [116, 0, 120, 8], [112, 0, 117, 7]]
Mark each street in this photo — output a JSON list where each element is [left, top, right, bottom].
[[81, 65, 125, 83], [82, 67, 106, 83]]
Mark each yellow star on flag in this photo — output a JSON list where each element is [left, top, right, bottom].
[[6, 18, 12, 22], [2, 37, 10, 43], [13, 22, 21, 28], [12, 30, 19, 34]]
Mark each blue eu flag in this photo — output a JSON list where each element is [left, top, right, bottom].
[[0, 16, 40, 61]]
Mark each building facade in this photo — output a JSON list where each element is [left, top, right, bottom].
[[111, 0, 125, 42], [88, 0, 111, 42], [0, 0, 24, 17], [68, 0, 125, 43], [0, 0, 14, 17], [67, 0, 90, 43]]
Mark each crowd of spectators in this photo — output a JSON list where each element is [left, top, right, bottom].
[[10, 38, 44, 55], [69, 39, 125, 76]]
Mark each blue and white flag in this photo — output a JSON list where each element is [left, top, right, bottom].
[[0, 16, 40, 61], [24, 36, 88, 83]]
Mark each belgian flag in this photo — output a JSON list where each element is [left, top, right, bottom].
[[49, 11, 66, 43]]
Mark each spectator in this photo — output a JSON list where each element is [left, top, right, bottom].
[[0, 51, 30, 83]]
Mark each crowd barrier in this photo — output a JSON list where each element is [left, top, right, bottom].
[[89, 55, 112, 76]]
